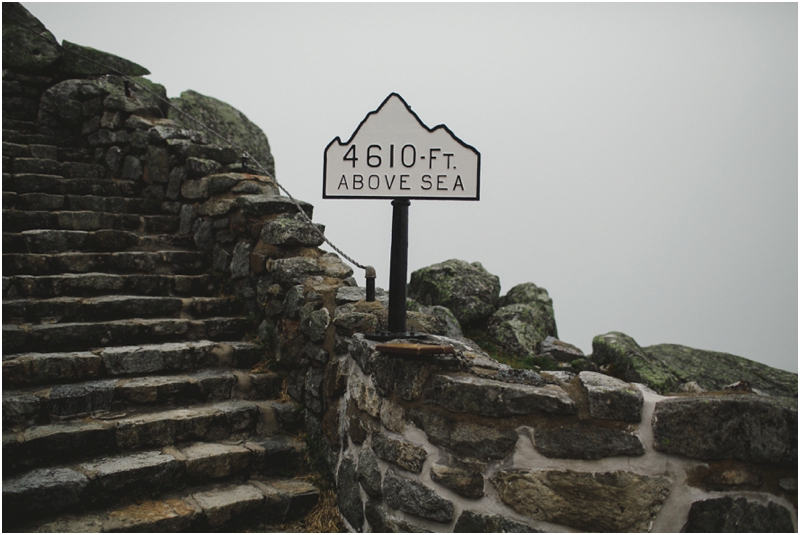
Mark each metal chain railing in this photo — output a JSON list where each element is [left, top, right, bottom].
[[6, 8, 370, 273]]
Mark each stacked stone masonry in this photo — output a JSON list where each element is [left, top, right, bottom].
[[3, 4, 797, 533], [2, 4, 321, 530]]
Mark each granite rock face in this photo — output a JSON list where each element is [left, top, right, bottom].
[[61, 40, 150, 76], [591, 331, 798, 397], [651, 394, 797, 463], [533, 426, 645, 459], [681, 496, 796, 532], [453, 510, 539, 533], [409, 407, 519, 461], [408, 259, 500, 327], [337, 457, 363, 530], [170, 90, 275, 178], [492, 469, 671, 532], [2, 3, 62, 73], [383, 470, 454, 523], [424, 372, 576, 417], [578, 371, 643, 422], [487, 303, 557, 359]]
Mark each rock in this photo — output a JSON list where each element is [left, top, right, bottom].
[[229, 241, 251, 279], [430, 462, 485, 499], [121, 156, 142, 181], [408, 259, 500, 326], [426, 305, 463, 339], [491, 469, 671, 532], [578, 371, 643, 422], [382, 469, 454, 523], [2, 3, 62, 74], [349, 373, 381, 419], [169, 90, 275, 178], [61, 40, 149, 76], [186, 157, 223, 178], [364, 501, 430, 533], [533, 426, 644, 459], [487, 303, 556, 358], [318, 253, 354, 280], [336, 286, 389, 309], [409, 407, 518, 461], [646, 343, 799, 397], [372, 433, 427, 474], [424, 372, 577, 417], [261, 215, 325, 247], [237, 195, 313, 219], [454, 510, 539, 533], [371, 353, 437, 401], [539, 336, 583, 362], [497, 282, 551, 307], [356, 448, 382, 498], [337, 457, 363, 531], [300, 307, 330, 344], [682, 496, 795, 532], [651, 394, 797, 463], [591, 332, 798, 397], [498, 282, 558, 335], [266, 257, 323, 286], [677, 381, 706, 394]]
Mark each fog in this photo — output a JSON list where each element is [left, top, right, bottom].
[[26, 2, 798, 372]]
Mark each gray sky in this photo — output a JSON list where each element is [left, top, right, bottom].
[[26, 2, 798, 373]]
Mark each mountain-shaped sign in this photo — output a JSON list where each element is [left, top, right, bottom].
[[324, 93, 480, 200]]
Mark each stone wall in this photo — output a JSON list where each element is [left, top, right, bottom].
[[264, 265, 797, 532], [4, 5, 796, 531]]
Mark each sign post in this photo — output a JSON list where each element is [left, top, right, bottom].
[[324, 93, 480, 338]]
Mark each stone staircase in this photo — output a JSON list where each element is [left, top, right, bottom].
[[2, 120, 320, 531]]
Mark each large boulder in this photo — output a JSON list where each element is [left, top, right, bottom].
[[61, 40, 150, 77], [487, 303, 557, 359], [408, 259, 500, 327], [169, 90, 275, 178], [498, 282, 558, 338], [591, 331, 798, 397], [2, 3, 62, 74]]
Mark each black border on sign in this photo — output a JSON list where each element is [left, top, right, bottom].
[[323, 92, 481, 201]]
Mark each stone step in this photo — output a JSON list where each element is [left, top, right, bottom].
[[3, 399, 303, 475], [2, 119, 38, 135], [3, 250, 208, 276], [10, 192, 162, 214], [8, 158, 108, 178], [3, 209, 179, 233], [3, 272, 216, 299], [3, 316, 249, 354], [3, 341, 265, 388], [3, 173, 139, 196], [4, 295, 244, 324], [1, 131, 64, 146], [2, 229, 195, 254], [15, 475, 318, 533], [3, 368, 282, 426]]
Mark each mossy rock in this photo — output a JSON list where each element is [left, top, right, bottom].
[[486, 303, 556, 359], [2, 3, 62, 74], [170, 90, 275, 178], [62, 40, 149, 77], [592, 331, 798, 397], [408, 259, 500, 327]]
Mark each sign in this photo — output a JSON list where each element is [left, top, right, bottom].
[[324, 93, 480, 200]]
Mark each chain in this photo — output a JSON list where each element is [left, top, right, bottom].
[[5, 8, 369, 272]]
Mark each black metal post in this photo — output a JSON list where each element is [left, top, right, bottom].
[[388, 199, 410, 333]]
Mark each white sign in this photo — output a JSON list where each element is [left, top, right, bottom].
[[324, 93, 480, 200]]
